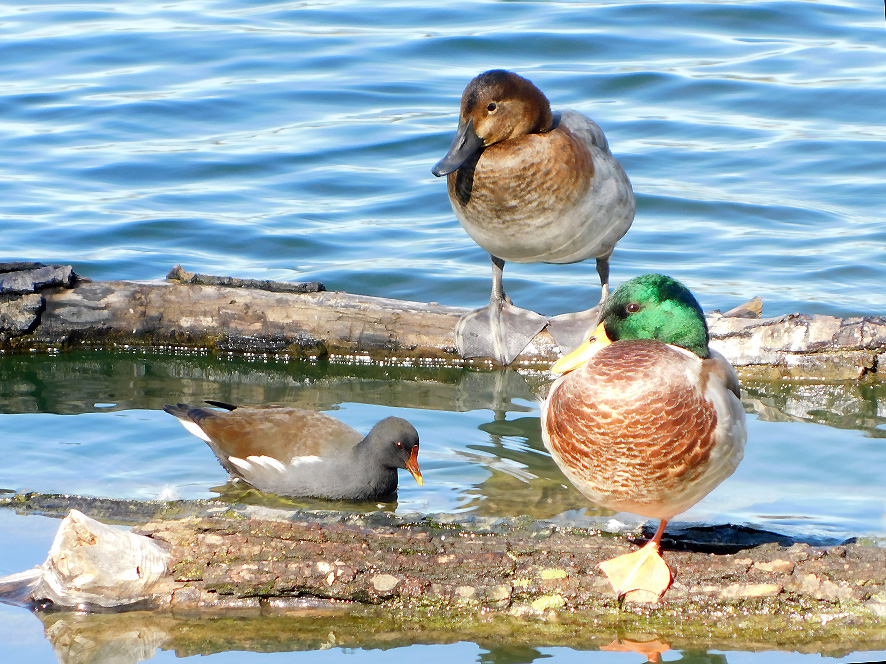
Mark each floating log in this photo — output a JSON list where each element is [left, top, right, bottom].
[[0, 264, 884, 380]]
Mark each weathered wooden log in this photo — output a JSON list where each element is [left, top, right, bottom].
[[709, 312, 886, 381], [22, 278, 470, 361], [0, 265, 884, 380], [166, 264, 325, 294], [136, 512, 886, 616], [0, 262, 76, 295], [3, 499, 886, 633]]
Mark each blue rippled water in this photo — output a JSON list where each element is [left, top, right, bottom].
[[1, 1, 885, 662], [3, 0, 884, 317]]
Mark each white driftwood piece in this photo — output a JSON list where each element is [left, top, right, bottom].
[[0, 509, 171, 608]]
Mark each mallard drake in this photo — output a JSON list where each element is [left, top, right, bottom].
[[540, 274, 746, 600], [432, 69, 635, 365], [165, 401, 422, 501]]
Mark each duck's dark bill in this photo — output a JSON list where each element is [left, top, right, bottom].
[[432, 118, 484, 176]]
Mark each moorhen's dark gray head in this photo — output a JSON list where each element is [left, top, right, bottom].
[[361, 416, 422, 486]]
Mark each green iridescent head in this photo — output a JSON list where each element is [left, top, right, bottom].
[[600, 274, 710, 358]]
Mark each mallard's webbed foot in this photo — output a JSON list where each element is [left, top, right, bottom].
[[598, 539, 672, 603]]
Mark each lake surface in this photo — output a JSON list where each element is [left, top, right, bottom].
[[1, 0, 885, 662]]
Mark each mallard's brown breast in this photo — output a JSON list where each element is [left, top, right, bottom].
[[544, 339, 719, 511]]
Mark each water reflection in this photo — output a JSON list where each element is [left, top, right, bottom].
[[2, 350, 884, 435], [464, 415, 600, 519], [1, 350, 884, 536], [478, 645, 554, 664], [601, 636, 672, 663], [0, 350, 543, 417], [25, 609, 886, 664]]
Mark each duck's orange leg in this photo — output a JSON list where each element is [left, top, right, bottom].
[[598, 520, 672, 602]]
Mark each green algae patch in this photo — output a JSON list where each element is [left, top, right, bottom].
[[529, 594, 566, 611], [539, 568, 568, 580], [32, 603, 886, 658]]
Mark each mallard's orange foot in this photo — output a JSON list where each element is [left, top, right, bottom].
[[602, 637, 671, 663], [598, 540, 672, 602]]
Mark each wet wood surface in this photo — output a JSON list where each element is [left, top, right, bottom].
[[137, 509, 886, 614]]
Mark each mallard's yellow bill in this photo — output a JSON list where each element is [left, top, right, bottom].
[[550, 322, 612, 374]]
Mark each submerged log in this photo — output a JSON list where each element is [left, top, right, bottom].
[[0, 264, 884, 380], [2, 497, 886, 645]]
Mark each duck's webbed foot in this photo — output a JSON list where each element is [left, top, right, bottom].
[[547, 307, 602, 355], [598, 539, 672, 603], [455, 298, 546, 366]]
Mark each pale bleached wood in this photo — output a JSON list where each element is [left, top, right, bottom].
[[0, 273, 882, 378], [0, 509, 171, 608]]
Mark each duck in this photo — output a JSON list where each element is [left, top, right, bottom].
[[540, 274, 746, 600], [164, 401, 422, 501], [432, 69, 635, 366]]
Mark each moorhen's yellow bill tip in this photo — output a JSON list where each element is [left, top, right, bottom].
[[406, 445, 423, 487]]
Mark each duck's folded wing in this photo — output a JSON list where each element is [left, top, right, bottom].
[[556, 110, 609, 152], [226, 454, 324, 495], [196, 407, 364, 460], [700, 351, 747, 481], [706, 348, 743, 399]]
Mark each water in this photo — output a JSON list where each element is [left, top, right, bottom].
[[1, 0, 885, 662], [3, 0, 885, 316]]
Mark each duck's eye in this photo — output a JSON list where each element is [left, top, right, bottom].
[[626, 303, 641, 313], [395, 441, 404, 449], [486, 102, 497, 112]]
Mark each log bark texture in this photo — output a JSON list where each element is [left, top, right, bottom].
[[5, 496, 885, 620], [136, 511, 886, 615], [3, 497, 886, 654], [1, 265, 884, 380]]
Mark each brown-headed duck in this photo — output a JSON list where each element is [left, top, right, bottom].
[[433, 69, 635, 365]]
